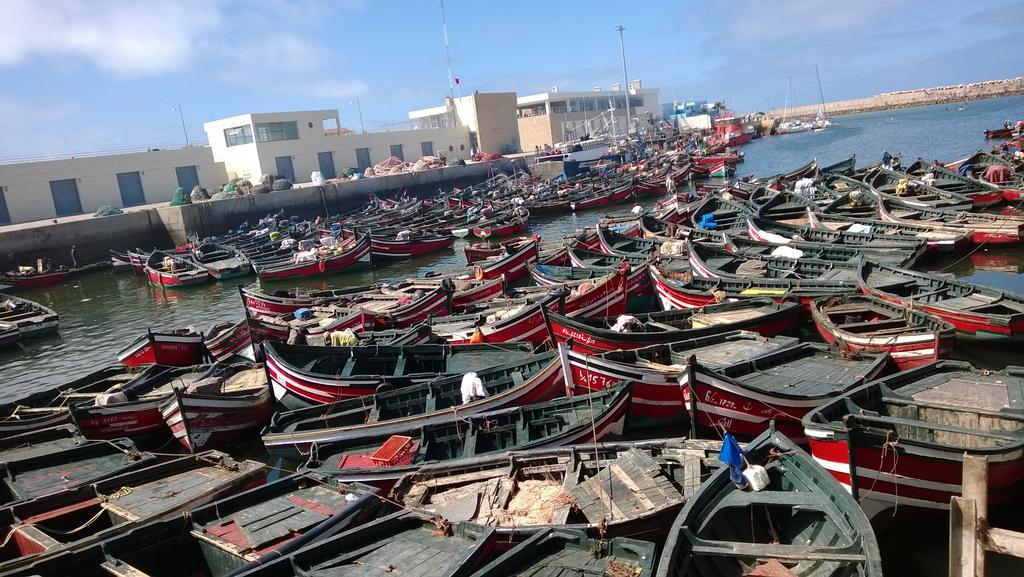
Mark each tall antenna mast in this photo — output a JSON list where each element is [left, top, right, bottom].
[[441, 0, 455, 98]]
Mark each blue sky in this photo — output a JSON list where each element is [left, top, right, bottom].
[[0, 0, 1020, 157]]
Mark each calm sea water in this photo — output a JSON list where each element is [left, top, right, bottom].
[[3, 95, 1024, 396]]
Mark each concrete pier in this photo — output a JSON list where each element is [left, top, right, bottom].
[[768, 76, 1024, 120], [0, 157, 527, 269]]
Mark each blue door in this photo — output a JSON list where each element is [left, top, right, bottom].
[[275, 156, 295, 181], [0, 189, 9, 224], [116, 171, 146, 207], [49, 179, 83, 217], [317, 152, 336, 179], [175, 165, 200, 191], [355, 148, 371, 171]]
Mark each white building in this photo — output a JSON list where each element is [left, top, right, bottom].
[[0, 147, 224, 224], [0, 109, 472, 225], [516, 83, 661, 150], [408, 93, 521, 155], [203, 110, 471, 183]]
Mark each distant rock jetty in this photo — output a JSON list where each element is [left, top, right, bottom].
[[767, 76, 1024, 119]]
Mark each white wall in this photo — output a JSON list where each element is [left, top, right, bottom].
[[204, 110, 472, 182], [0, 147, 226, 224]]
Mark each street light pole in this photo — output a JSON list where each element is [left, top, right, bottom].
[[616, 25, 631, 135], [173, 104, 190, 147], [351, 98, 366, 133]]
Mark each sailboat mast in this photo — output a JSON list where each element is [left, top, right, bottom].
[[815, 64, 827, 119], [782, 77, 791, 123]]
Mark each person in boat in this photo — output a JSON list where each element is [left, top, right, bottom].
[[665, 174, 677, 194], [631, 203, 645, 217], [921, 171, 936, 187], [881, 150, 892, 167]]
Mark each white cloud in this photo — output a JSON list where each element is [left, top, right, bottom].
[[0, 0, 220, 74], [0, 0, 369, 96]]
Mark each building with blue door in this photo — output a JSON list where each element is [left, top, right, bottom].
[[0, 107, 473, 225], [0, 147, 224, 224]]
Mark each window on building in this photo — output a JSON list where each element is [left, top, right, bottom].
[[223, 125, 253, 147], [630, 95, 644, 108], [517, 104, 546, 118], [322, 118, 339, 135], [254, 121, 299, 143], [421, 141, 434, 157], [612, 96, 627, 109], [389, 144, 404, 161], [586, 98, 598, 112], [550, 101, 567, 114]]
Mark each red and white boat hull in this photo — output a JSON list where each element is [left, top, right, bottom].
[[474, 240, 538, 283], [370, 235, 454, 259], [161, 387, 274, 452], [117, 332, 205, 367], [805, 426, 1024, 513]]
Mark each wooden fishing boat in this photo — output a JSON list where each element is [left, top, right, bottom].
[[985, 126, 1017, 139], [859, 259, 1024, 340], [127, 250, 148, 271], [395, 438, 722, 544], [803, 208, 971, 254], [0, 425, 85, 465], [109, 249, 133, 271], [263, 340, 536, 408], [650, 265, 857, 312], [144, 250, 209, 287], [804, 361, 1024, 515], [656, 428, 883, 577], [0, 365, 166, 439], [190, 241, 251, 280], [370, 231, 455, 259], [115, 327, 205, 367], [159, 363, 272, 452], [0, 268, 69, 291], [224, 510, 499, 577], [470, 211, 529, 238], [904, 159, 1005, 208], [743, 218, 928, 266], [256, 234, 371, 281], [943, 150, 1023, 199], [428, 301, 552, 346], [464, 235, 536, 264], [561, 331, 800, 426], [0, 294, 59, 341], [511, 269, 629, 318], [474, 528, 657, 577], [547, 298, 801, 354], [308, 385, 631, 482], [262, 351, 565, 459], [876, 200, 1024, 244], [7, 475, 382, 577], [681, 342, 891, 440], [203, 319, 253, 362], [819, 154, 856, 176], [0, 438, 155, 505], [247, 306, 375, 347], [70, 364, 230, 440], [0, 451, 264, 574], [811, 294, 955, 369], [687, 240, 861, 285], [531, 263, 651, 312], [470, 237, 539, 282], [860, 166, 974, 210]]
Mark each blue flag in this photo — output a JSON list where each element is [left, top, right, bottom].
[[719, 433, 747, 486]]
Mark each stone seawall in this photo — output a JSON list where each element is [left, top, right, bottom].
[[0, 158, 527, 269], [768, 77, 1024, 119]]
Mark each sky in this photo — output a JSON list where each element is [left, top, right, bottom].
[[0, 0, 1020, 158]]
